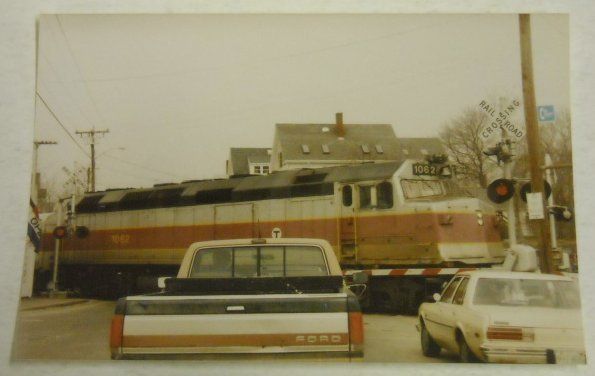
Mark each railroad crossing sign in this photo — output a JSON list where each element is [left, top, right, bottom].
[[271, 227, 282, 238], [538, 105, 555, 122]]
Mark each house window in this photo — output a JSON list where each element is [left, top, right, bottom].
[[254, 165, 261, 174], [262, 165, 269, 174]]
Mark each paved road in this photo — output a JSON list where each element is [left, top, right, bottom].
[[363, 314, 458, 363], [12, 300, 114, 360], [11, 299, 458, 363]]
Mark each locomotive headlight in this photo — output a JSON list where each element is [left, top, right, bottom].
[[476, 211, 484, 226]]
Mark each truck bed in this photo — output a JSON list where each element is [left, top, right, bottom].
[[162, 276, 344, 295]]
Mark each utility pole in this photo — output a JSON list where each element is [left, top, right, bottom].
[[75, 128, 109, 192], [518, 14, 555, 273], [33, 140, 58, 208]]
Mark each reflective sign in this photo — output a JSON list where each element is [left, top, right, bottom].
[[527, 192, 545, 220], [538, 105, 555, 122]]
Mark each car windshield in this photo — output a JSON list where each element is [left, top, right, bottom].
[[473, 277, 581, 308]]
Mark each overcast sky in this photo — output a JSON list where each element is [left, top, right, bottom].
[[34, 14, 569, 192]]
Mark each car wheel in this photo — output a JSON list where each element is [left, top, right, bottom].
[[420, 323, 441, 357], [458, 337, 479, 363]]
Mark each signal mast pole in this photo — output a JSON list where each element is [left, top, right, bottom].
[[518, 14, 555, 273]]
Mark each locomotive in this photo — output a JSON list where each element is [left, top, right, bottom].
[[37, 157, 506, 313]]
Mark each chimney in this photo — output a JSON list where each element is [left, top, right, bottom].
[[335, 112, 345, 137]]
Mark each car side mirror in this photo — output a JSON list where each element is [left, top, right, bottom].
[[433, 293, 441, 302], [157, 276, 171, 289]]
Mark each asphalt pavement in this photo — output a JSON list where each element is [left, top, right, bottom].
[[11, 297, 458, 363]]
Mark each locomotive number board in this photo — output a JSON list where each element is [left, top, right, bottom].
[[412, 163, 439, 176]]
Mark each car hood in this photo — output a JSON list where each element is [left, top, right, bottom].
[[472, 305, 583, 330]]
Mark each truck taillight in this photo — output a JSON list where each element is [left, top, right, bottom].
[[348, 312, 364, 351], [486, 326, 534, 341], [110, 314, 124, 349]]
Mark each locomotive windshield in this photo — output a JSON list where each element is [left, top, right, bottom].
[[401, 179, 471, 200]]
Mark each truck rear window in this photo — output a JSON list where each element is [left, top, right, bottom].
[[189, 245, 329, 278]]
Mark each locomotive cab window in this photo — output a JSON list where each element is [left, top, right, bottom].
[[359, 185, 373, 209], [376, 181, 393, 209], [359, 182, 392, 209], [401, 179, 446, 200]]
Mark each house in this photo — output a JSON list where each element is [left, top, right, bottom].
[[270, 113, 445, 172], [226, 148, 272, 177], [270, 113, 404, 172]]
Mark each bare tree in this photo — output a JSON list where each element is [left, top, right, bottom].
[[439, 108, 495, 188], [61, 163, 89, 198], [513, 110, 574, 239]]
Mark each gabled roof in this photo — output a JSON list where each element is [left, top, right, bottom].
[[229, 148, 271, 175], [398, 138, 445, 159], [274, 123, 401, 162]]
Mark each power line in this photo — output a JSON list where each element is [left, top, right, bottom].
[[102, 153, 186, 180], [48, 19, 458, 84], [35, 91, 90, 158], [54, 15, 105, 128], [40, 53, 97, 130]]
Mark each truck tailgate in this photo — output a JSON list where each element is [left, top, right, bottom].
[[114, 293, 362, 357]]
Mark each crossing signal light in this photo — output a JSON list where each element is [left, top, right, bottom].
[[487, 179, 515, 204], [53, 226, 67, 239], [520, 181, 552, 202], [75, 226, 90, 238]]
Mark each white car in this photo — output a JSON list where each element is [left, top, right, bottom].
[[417, 270, 585, 364]]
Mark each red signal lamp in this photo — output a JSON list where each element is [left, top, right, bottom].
[[53, 226, 67, 239], [487, 179, 515, 204]]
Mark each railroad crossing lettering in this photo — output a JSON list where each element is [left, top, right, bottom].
[[479, 99, 524, 139]]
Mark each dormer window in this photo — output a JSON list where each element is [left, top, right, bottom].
[[361, 144, 370, 154], [301, 144, 310, 154], [322, 144, 330, 154], [375, 144, 384, 154]]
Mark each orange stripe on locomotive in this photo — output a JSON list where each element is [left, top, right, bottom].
[[39, 162, 506, 269]]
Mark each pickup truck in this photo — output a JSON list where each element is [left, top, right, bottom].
[[109, 238, 364, 360]]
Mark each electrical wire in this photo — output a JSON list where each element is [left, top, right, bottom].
[[54, 15, 106, 128], [35, 91, 90, 158], [102, 153, 187, 180]]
